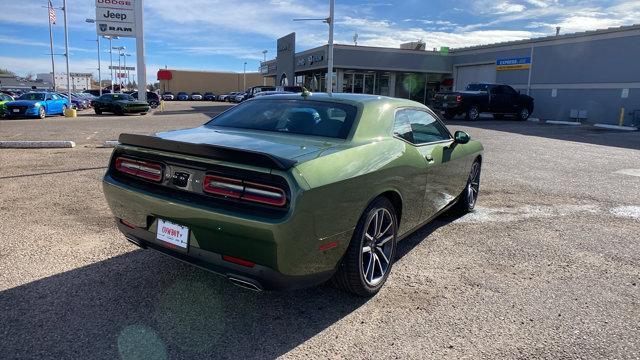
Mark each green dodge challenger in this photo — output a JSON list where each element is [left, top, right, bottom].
[[103, 93, 483, 296]]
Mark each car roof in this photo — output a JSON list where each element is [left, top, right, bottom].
[[250, 92, 419, 107]]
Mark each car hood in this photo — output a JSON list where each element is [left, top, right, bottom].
[[6, 100, 41, 106], [155, 126, 341, 163]]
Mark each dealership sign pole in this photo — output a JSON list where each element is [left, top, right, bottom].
[[95, 0, 146, 101], [326, 0, 335, 95]]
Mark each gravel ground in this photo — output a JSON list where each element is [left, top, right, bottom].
[[0, 101, 638, 359]]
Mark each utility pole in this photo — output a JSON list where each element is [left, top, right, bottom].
[[125, 54, 131, 91], [135, 0, 147, 102], [62, 0, 71, 103]]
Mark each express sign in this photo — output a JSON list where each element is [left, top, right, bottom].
[[96, 0, 136, 37]]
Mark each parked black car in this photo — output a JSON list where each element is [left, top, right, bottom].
[[93, 93, 150, 115], [203, 92, 217, 101], [433, 83, 534, 121], [131, 91, 161, 108]]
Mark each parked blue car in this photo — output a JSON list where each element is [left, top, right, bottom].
[[177, 92, 189, 101], [5, 92, 70, 119]]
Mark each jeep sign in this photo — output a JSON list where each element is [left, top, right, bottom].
[[96, 0, 136, 37]]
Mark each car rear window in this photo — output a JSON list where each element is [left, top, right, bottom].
[[205, 99, 358, 139], [19, 93, 46, 101]]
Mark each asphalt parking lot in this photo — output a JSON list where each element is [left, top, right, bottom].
[[0, 101, 638, 359]]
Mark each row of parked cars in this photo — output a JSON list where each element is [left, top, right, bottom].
[[161, 86, 305, 104]]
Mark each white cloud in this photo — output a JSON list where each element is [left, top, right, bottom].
[[494, 1, 527, 14]]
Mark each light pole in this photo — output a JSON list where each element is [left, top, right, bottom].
[[293, 0, 335, 94], [124, 54, 132, 90], [243, 62, 247, 90], [262, 50, 268, 85], [103, 36, 118, 93], [85, 19, 102, 96], [113, 46, 125, 92], [62, 0, 71, 102]]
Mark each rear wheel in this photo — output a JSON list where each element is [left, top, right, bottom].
[[466, 106, 480, 121], [332, 197, 398, 297], [149, 101, 159, 109], [94, 108, 102, 115], [451, 160, 481, 215], [61, 105, 68, 116]]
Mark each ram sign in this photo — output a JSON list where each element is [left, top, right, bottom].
[[95, 0, 136, 38]]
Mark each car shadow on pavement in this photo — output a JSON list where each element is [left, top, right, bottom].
[[444, 119, 640, 151], [153, 105, 234, 118], [0, 249, 369, 359]]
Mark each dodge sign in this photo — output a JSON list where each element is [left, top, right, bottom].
[[96, 0, 136, 38]]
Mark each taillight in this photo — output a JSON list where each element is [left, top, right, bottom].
[[115, 157, 163, 182], [456, 95, 462, 103], [203, 175, 287, 207]]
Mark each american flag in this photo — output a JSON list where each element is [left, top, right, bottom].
[[48, 0, 56, 25]]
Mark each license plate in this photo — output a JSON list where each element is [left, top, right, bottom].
[[157, 219, 189, 249], [12, 109, 19, 113]]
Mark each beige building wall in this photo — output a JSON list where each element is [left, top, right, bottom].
[[159, 70, 274, 94]]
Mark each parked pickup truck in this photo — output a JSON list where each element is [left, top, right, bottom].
[[433, 83, 534, 121]]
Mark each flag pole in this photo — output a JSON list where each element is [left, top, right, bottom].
[[47, 1, 56, 91], [62, 0, 71, 103]]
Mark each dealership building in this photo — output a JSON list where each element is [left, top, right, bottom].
[[157, 70, 274, 95], [262, 25, 640, 126]]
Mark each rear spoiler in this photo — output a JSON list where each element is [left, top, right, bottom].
[[117, 133, 298, 171]]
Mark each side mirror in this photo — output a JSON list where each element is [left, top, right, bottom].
[[454, 131, 470, 144]]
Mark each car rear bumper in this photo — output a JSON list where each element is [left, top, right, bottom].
[[102, 174, 343, 290]]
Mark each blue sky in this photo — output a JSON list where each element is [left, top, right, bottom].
[[0, 0, 638, 83]]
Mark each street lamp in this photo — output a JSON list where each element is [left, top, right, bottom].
[[243, 62, 247, 90], [85, 18, 102, 96], [293, 0, 335, 94], [101, 36, 119, 93], [262, 50, 268, 85], [112, 46, 125, 92]]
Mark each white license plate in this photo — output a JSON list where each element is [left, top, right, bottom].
[[12, 109, 19, 113], [157, 219, 189, 249]]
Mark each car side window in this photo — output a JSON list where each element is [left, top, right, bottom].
[[394, 109, 451, 145], [45, 94, 52, 100]]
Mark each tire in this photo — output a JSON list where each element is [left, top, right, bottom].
[[94, 108, 102, 115], [140, 112, 147, 116], [115, 107, 125, 116], [451, 159, 482, 215], [465, 106, 480, 121], [332, 197, 398, 297], [38, 106, 46, 119], [443, 110, 456, 120], [518, 107, 531, 121], [149, 101, 159, 109], [61, 105, 68, 116]]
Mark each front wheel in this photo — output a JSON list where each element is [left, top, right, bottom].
[[518, 107, 531, 121], [332, 197, 398, 297], [466, 106, 480, 121], [149, 101, 159, 109], [38, 106, 46, 119]]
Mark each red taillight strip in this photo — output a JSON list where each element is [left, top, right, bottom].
[[202, 175, 287, 207], [222, 255, 255, 268], [115, 157, 163, 182]]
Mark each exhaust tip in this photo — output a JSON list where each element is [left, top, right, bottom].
[[228, 277, 263, 292], [125, 236, 146, 249]]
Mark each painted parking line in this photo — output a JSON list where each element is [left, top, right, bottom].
[[614, 169, 640, 177], [0, 141, 76, 149]]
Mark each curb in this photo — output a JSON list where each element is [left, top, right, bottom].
[[593, 124, 638, 131], [527, 117, 541, 122], [0, 141, 76, 149], [546, 120, 582, 126], [103, 140, 119, 148]]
